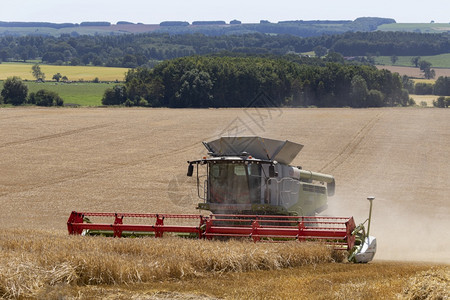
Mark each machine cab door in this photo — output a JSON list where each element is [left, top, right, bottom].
[[208, 162, 262, 205]]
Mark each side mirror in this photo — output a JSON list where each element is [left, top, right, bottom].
[[187, 164, 194, 177], [269, 165, 278, 177]]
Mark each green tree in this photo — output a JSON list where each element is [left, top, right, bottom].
[[52, 73, 62, 82], [433, 76, 450, 96], [350, 75, 369, 107], [407, 97, 416, 106], [313, 46, 327, 58], [29, 89, 64, 106], [390, 55, 398, 65], [424, 68, 436, 80], [399, 88, 410, 106], [31, 63, 45, 81], [70, 58, 81, 66], [92, 56, 103, 66], [125, 67, 164, 106], [102, 85, 127, 105], [411, 56, 421, 67], [432, 96, 447, 108], [122, 54, 138, 68], [1, 76, 28, 105], [366, 89, 384, 107], [175, 69, 213, 107], [324, 51, 344, 63], [123, 55, 407, 108], [401, 75, 414, 93], [414, 82, 433, 95], [419, 60, 435, 79], [432, 96, 450, 108], [365, 54, 375, 65]]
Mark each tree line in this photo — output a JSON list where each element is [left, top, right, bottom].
[[0, 21, 112, 29], [132, 17, 395, 37], [102, 55, 411, 108], [0, 31, 448, 68], [412, 76, 450, 95], [4, 55, 448, 108], [0, 17, 394, 38], [0, 77, 64, 106], [330, 31, 450, 56]]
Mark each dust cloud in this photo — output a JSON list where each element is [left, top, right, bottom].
[[327, 194, 450, 264]]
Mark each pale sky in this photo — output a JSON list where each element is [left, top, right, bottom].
[[2, 0, 449, 24]]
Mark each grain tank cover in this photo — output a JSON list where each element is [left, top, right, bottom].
[[204, 137, 303, 164]]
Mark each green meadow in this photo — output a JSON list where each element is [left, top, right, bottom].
[[0, 81, 110, 106], [25, 82, 110, 106], [374, 53, 450, 68], [0, 63, 129, 106], [377, 23, 450, 33]]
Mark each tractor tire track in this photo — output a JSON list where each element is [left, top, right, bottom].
[[0, 124, 111, 149], [319, 111, 384, 174], [0, 114, 38, 121]]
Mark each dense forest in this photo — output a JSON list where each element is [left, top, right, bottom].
[[0, 31, 448, 67], [101, 55, 410, 108]]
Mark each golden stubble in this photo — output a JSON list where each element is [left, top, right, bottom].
[[0, 230, 340, 298]]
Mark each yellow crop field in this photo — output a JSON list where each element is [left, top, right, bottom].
[[0, 63, 128, 81], [0, 107, 448, 298], [376, 65, 450, 81], [410, 94, 439, 106]]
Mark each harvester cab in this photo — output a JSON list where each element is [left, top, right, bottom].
[[188, 136, 335, 217]]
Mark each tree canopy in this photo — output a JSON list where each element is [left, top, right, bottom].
[[109, 55, 409, 108], [29, 89, 64, 106], [31, 64, 45, 81], [1, 76, 28, 105], [0, 31, 448, 67]]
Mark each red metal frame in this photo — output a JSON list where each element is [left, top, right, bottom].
[[67, 211, 206, 238], [67, 211, 356, 250]]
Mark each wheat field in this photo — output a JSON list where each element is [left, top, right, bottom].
[[0, 63, 127, 81], [0, 107, 449, 298], [376, 65, 450, 79]]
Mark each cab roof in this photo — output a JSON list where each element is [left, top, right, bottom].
[[203, 136, 303, 165]]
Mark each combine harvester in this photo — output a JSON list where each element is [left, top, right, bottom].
[[68, 137, 376, 263]]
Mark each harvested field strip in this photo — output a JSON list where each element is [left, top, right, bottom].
[[0, 123, 111, 149], [0, 230, 341, 299], [319, 111, 383, 173]]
